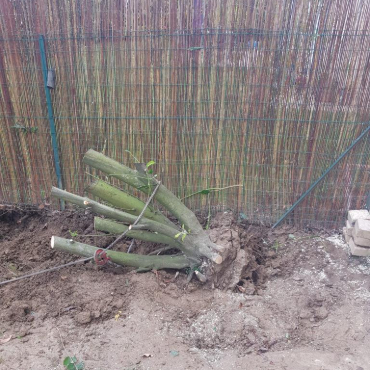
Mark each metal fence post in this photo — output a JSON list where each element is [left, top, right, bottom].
[[38, 35, 64, 209], [272, 123, 370, 229]]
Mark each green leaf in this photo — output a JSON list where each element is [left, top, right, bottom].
[[199, 189, 211, 195], [174, 232, 182, 239], [76, 362, 85, 370], [146, 160, 156, 168], [69, 230, 78, 237], [64, 356, 81, 370], [63, 357, 72, 366], [239, 212, 247, 220], [181, 234, 186, 242]]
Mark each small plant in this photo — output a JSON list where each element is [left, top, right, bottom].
[[125, 151, 157, 192], [68, 230, 78, 238], [63, 356, 84, 370], [11, 123, 38, 134], [182, 184, 242, 200], [272, 241, 280, 252], [174, 224, 190, 242], [146, 160, 155, 174], [114, 310, 122, 321]]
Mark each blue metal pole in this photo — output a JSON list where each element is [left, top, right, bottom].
[[39, 35, 64, 209], [272, 123, 370, 229]]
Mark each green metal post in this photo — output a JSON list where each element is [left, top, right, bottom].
[[272, 123, 370, 229], [38, 35, 64, 209]]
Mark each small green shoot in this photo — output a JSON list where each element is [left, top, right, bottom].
[[146, 160, 156, 175], [181, 184, 242, 200], [174, 224, 190, 242], [11, 123, 38, 134], [68, 230, 78, 238], [125, 150, 140, 163], [63, 356, 84, 370], [272, 241, 281, 252]]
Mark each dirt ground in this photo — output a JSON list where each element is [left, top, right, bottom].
[[0, 209, 369, 370]]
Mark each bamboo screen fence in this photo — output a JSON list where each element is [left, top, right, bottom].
[[0, 0, 369, 229]]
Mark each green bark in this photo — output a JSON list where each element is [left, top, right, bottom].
[[93, 217, 215, 260], [51, 236, 195, 270], [86, 179, 176, 229], [83, 150, 223, 263], [51, 187, 180, 239], [83, 149, 204, 234], [94, 217, 181, 249]]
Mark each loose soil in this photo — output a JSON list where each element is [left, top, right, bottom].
[[0, 209, 369, 370]]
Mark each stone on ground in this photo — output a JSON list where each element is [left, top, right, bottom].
[[345, 220, 353, 236], [353, 234, 370, 247], [347, 209, 370, 225], [343, 227, 350, 243], [353, 219, 370, 240], [348, 237, 370, 257]]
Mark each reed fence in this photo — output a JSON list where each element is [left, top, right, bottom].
[[0, 0, 369, 229]]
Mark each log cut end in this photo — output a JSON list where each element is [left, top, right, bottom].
[[212, 254, 223, 264]]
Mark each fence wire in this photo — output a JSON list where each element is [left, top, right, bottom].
[[0, 0, 369, 229]]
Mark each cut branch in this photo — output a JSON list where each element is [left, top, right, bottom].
[[51, 187, 180, 239], [51, 187, 216, 261], [83, 150, 223, 263], [86, 179, 177, 229], [83, 150, 204, 234], [94, 217, 182, 250], [51, 236, 196, 270]]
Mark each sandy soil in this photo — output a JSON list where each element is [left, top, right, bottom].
[[0, 209, 369, 370]]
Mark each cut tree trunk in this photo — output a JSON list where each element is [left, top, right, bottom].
[[51, 187, 217, 261], [83, 150, 224, 262], [50, 149, 229, 281]]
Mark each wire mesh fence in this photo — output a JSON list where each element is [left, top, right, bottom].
[[0, 0, 369, 229]]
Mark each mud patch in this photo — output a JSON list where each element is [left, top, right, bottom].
[[0, 209, 132, 333], [0, 210, 369, 370]]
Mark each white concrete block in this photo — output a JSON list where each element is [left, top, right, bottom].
[[347, 210, 370, 225], [349, 238, 370, 257], [353, 219, 370, 240], [343, 228, 350, 243], [346, 220, 353, 236], [353, 234, 370, 247]]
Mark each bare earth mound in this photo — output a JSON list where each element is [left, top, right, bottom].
[[0, 210, 369, 370]]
